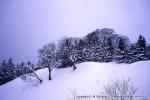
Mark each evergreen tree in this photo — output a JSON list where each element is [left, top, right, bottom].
[[135, 35, 148, 61], [118, 38, 125, 51], [137, 35, 146, 49], [8, 58, 15, 68], [0, 58, 17, 85], [114, 37, 129, 63], [1, 60, 6, 67]]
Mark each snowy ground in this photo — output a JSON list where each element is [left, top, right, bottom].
[[0, 61, 150, 100]]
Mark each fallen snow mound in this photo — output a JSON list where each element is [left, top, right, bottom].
[[0, 61, 150, 100]]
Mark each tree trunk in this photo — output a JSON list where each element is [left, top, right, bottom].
[[48, 67, 52, 80], [31, 69, 43, 84], [73, 64, 77, 71], [33, 72, 43, 83], [68, 57, 77, 71]]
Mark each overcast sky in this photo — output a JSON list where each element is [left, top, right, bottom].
[[0, 0, 150, 63]]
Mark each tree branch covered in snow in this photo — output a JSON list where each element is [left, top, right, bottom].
[[1, 28, 150, 84]]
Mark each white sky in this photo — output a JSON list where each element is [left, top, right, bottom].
[[0, 0, 150, 63]]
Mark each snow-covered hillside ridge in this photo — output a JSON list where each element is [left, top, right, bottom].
[[0, 61, 150, 100]]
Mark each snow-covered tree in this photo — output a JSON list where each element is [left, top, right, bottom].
[[57, 37, 80, 70], [38, 43, 59, 80], [0, 58, 17, 85], [137, 34, 146, 49], [132, 35, 148, 61]]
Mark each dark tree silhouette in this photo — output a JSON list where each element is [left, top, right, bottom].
[[137, 35, 146, 48], [118, 38, 125, 51]]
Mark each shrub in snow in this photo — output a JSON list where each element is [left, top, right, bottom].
[[103, 78, 137, 100], [68, 78, 138, 100]]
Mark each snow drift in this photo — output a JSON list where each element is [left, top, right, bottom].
[[0, 61, 150, 100]]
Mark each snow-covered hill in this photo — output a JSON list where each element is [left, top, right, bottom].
[[0, 61, 150, 100]]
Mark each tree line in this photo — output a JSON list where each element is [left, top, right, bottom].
[[0, 28, 150, 85]]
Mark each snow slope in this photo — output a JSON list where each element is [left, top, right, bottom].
[[0, 61, 150, 100]]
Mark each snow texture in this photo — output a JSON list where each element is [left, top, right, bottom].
[[0, 61, 150, 100]]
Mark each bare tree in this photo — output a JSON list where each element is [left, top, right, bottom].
[[103, 78, 137, 100], [67, 78, 139, 100]]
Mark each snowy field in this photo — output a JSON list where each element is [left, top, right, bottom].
[[0, 61, 150, 100]]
